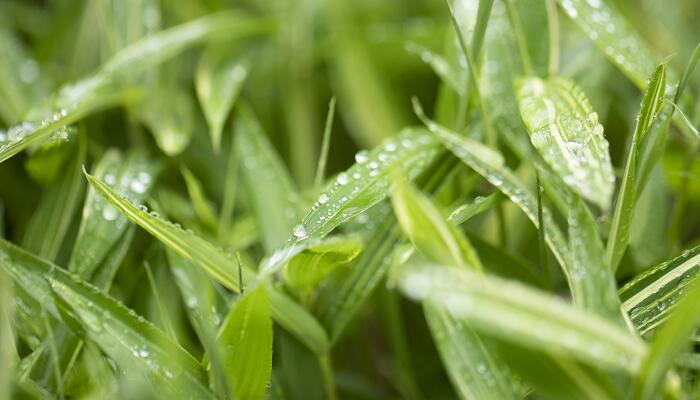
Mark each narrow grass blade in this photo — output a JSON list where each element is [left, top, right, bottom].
[[620, 244, 700, 335], [606, 64, 666, 270], [138, 83, 195, 156], [391, 175, 480, 269], [0, 11, 265, 165], [448, 193, 500, 225], [0, 267, 15, 400], [196, 49, 247, 153], [516, 76, 615, 209], [236, 105, 301, 252], [556, 0, 657, 88], [86, 171, 330, 354], [70, 150, 158, 281], [0, 240, 213, 398], [292, 128, 441, 243], [419, 110, 620, 319], [283, 236, 362, 290], [217, 286, 273, 400], [0, 28, 49, 123], [567, 195, 621, 321], [180, 167, 218, 231], [390, 176, 519, 399], [405, 42, 464, 94], [396, 264, 646, 374], [633, 277, 700, 400], [22, 133, 85, 262]]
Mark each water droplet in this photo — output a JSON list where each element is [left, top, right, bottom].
[[102, 205, 118, 221], [355, 150, 369, 164], [336, 173, 349, 185], [130, 180, 147, 194], [318, 193, 329, 204], [293, 224, 308, 239]]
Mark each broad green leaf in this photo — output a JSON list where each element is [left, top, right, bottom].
[[516, 76, 615, 209], [0, 11, 265, 165], [556, 0, 657, 88], [418, 111, 620, 319], [86, 171, 330, 354], [181, 167, 218, 231], [0, 239, 213, 399], [620, 244, 700, 335], [606, 64, 666, 270], [196, 48, 247, 152], [633, 278, 700, 399], [22, 133, 85, 262], [236, 106, 301, 252], [292, 128, 441, 243], [217, 286, 272, 400], [283, 236, 362, 289], [395, 264, 646, 373]]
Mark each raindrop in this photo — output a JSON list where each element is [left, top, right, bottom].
[[318, 193, 329, 204], [355, 150, 369, 164], [336, 173, 349, 185], [293, 224, 308, 239]]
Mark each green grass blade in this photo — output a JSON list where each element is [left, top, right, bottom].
[[606, 63, 666, 270], [236, 105, 301, 252], [0, 239, 213, 398], [418, 110, 620, 319], [0, 28, 49, 124], [620, 244, 700, 335], [138, 82, 195, 156], [180, 167, 218, 231], [292, 128, 441, 243], [22, 133, 85, 262], [391, 175, 519, 399], [217, 286, 273, 400], [448, 193, 500, 225], [196, 49, 247, 153], [69, 150, 158, 280], [0, 266, 15, 400], [556, 0, 657, 88], [396, 264, 646, 374], [633, 278, 700, 399], [516, 76, 615, 209], [283, 236, 362, 290], [86, 170, 329, 355]]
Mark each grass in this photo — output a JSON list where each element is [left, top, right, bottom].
[[0, 0, 699, 399]]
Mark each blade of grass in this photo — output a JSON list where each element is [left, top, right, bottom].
[[313, 97, 336, 193], [620, 244, 700, 335], [195, 48, 247, 152], [606, 63, 666, 270]]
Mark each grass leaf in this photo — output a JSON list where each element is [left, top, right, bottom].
[[606, 63, 666, 270], [217, 286, 273, 400], [516, 76, 615, 209]]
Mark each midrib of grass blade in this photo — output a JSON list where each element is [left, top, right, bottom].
[[619, 244, 700, 335], [0, 240, 213, 399], [86, 172, 330, 355], [516, 76, 615, 209], [22, 134, 85, 262], [397, 264, 646, 374], [0, 11, 266, 165], [556, 0, 657, 89], [606, 64, 666, 271], [419, 109, 621, 320]]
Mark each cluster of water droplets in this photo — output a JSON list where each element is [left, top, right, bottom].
[[291, 129, 440, 241], [90, 159, 155, 224]]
